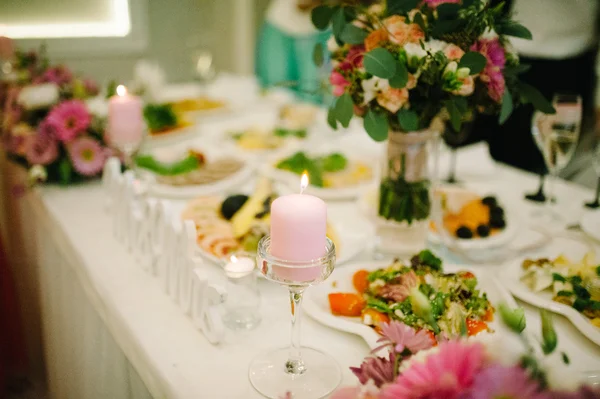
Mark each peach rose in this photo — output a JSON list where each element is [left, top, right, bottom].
[[377, 87, 409, 113], [407, 24, 425, 44], [452, 76, 475, 96], [365, 29, 389, 51], [384, 16, 410, 46], [444, 44, 465, 60]]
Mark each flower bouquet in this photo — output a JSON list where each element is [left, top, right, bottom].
[[0, 43, 109, 187], [311, 0, 553, 252], [331, 304, 600, 399]]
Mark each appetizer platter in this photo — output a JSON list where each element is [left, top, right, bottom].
[[263, 150, 375, 200], [180, 179, 367, 265], [429, 188, 518, 250], [502, 249, 600, 345], [135, 145, 253, 198], [304, 251, 517, 350]]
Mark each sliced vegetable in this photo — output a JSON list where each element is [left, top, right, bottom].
[[353, 269, 370, 294], [361, 308, 390, 333], [466, 318, 488, 336], [328, 293, 365, 317]]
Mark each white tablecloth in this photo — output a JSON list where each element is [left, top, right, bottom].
[[6, 79, 600, 398]]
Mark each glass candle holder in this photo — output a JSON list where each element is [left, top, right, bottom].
[[248, 236, 341, 399], [221, 252, 261, 331]]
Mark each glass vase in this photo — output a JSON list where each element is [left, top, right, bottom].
[[375, 129, 440, 256]]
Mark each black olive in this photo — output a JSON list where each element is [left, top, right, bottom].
[[490, 216, 506, 228], [482, 196, 498, 207], [220, 194, 249, 220], [477, 224, 490, 237], [456, 226, 473, 239], [490, 206, 504, 217]]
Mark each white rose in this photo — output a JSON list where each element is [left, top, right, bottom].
[[481, 28, 499, 40], [425, 39, 448, 54], [28, 165, 47, 183], [327, 36, 339, 52], [85, 96, 109, 118], [443, 61, 458, 77], [404, 42, 427, 60], [361, 76, 389, 104], [17, 83, 59, 110]]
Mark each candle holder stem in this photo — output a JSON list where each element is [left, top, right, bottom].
[[286, 287, 306, 375]]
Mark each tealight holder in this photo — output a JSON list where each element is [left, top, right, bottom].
[[248, 236, 341, 399]]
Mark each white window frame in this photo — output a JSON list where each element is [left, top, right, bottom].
[[6, 0, 148, 57]]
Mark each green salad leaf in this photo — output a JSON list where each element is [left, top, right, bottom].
[[273, 127, 307, 139], [135, 154, 199, 176], [275, 151, 349, 187], [143, 104, 179, 133], [319, 153, 347, 172]]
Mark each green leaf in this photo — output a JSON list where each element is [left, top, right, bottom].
[[462, 0, 476, 7], [135, 154, 199, 176], [519, 83, 556, 114], [363, 48, 397, 79], [334, 93, 354, 128], [58, 158, 72, 185], [387, 0, 419, 15], [458, 52, 487, 75], [398, 109, 419, 131], [389, 62, 408, 88], [541, 310, 558, 355], [499, 89, 513, 125], [500, 23, 533, 40], [499, 303, 526, 333], [331, 8, 346, 41], [311, 5, 335, 30], [552, 273, 567, 283], [445, 99, 461, 132], [436, 3, 460, 19], [432, 19, 461, 36], [504, 63, 531, 76], [312, 43, 324, 67], [413, 12, 426, 33], [327, 107, 338, 130], [364, 110, 389, 142], [453, 96, 468, 113], [340, 24, 369, 45]]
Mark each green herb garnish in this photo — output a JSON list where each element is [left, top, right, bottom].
[[143, 104, 179, 133], [417, 250, 443, 271], [556, 290, 574, 297], [552, 273, 566, 283], [135, 154, 199, 176], [319, 153, 347, 172], [274, 127, 307, 138]]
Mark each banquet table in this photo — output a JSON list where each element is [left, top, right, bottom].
[[8, 83, 600, 399]]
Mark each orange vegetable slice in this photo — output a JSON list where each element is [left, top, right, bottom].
[[466, 318, 488, 336], [353, 269, 370, 294], [361, 308, 390, 333], [328, 293, 365, 317]]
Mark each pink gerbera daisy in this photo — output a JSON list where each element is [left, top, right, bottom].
[[374, 321, 434, 354], [67, 136, 106, 176], [45, 100, 91, 142], [26, 132, 59, 165], [469, 365, 549, 399], [381, 341, 486, 399]]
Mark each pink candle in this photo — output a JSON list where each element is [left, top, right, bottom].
[[270, 194, 327, 262], [108, 85, 144, 148]]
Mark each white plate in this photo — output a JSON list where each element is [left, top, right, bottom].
[[581, 211, 600, 242], [262, 151, 377, 201], [499, 244, 600, 346], [137, 145, 255, 199], [304, 260, 518, 350]]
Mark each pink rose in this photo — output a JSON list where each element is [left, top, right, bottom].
[[444, 44, 465, 61], [330, 71, 350, 97], [384, 16, 410, 46], [377, 87, 409, 113]]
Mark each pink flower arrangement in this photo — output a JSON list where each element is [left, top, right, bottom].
[[332, 314, 600, 399], [45, 100, 91, 142], [1, 42, 109, 186], [471, 38, 506, 103]]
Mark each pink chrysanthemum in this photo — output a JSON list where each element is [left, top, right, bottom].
[[351, 352, 396, 387], [34, 65, 73, 86], [423, 0, 460, 8], [45, 100, 91, 142], [67, 136, 106, 176], [471, 38, 506, 102], [26, 132, 59, 165], [381, 341, 485, 399], [375, 321, 434, 354], [469, 365, 549, 399]]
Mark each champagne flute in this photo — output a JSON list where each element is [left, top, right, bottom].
[[532, 94, 582, 224], [585, 140, 600, 209]]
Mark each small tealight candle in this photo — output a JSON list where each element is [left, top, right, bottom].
[[270, 173, 327, 282], [224, 255, 255, 278], [108, 85, 144, 148]]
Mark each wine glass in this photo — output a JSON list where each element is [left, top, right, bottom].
[[531, 93, 582, 224], [442, 117, 474, 184], [585, 140, 600, 209], [191, 49, 216, 84], [248, 236, 341, 399]]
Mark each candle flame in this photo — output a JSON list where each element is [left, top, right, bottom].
[[230, 254, 238, 263], [300, 172, 309, 194], [116, 85, 127, 97]]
